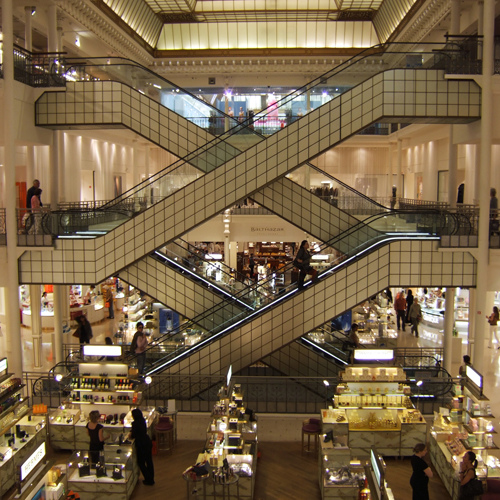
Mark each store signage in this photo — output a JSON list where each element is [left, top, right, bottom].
[[422, 312, 440, 324], [250, 227, 284, 233], [82, 345, 122, 357], [354, 349, 394, 361], [20, 442, 46, 481], [0, 358, 7, 377], [466, 365, 483, 391]]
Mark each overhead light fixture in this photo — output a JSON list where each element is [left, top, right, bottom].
[[323, 380, 330, 387], [31, 7, 36, 15], [55, 374, 63, 382], [75, 36, 80, 47], [416, 380, 423, 387]]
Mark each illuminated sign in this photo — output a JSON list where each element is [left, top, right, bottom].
[[466, 365, 483, 390], [82, 345, 122, 357], [20, 442, 46, 481], [354, 349, 394, 361], [0, 358, 7, 376], [226, 365, 232, 388], [422, 312, 440, 324]]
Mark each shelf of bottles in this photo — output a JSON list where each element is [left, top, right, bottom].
[[321, 365, 426, 458]]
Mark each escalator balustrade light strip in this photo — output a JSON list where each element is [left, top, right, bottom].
[[301, 337, 349, 365], [154, 250, 254, 311], [58, 235, 98, 239], [148, 235, 440, 375]]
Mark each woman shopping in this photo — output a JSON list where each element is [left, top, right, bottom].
[[129, 408, 154, 485], [410, 443, 433, 500], [487, 306, 499, 348], [86, 410, 108, 464], [459, 451, 483, 500]]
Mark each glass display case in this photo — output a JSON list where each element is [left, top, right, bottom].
[[325, 365, 426, 457], [193, 383, 258, 500], [67, 449, 137, 500], [48, 408, 81, 450]]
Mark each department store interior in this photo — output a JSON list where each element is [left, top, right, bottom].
[[2, 1, 500, 499]]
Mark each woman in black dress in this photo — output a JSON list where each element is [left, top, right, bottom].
[[129, 408, 155, 485], [86, 410, 106, 464], [410, 443, 433, 500], [406, 289, 414, 324], [459, 451, 480, 500]]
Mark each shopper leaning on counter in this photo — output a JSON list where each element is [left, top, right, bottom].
[[459, 451, 481, 500], [87, 410, 108, 464], [410, 443, 433, 500], [128, 408, 155, 486]]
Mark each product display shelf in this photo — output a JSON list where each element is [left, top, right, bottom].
[[66, 449, 137, 500], [327, 365, 426, 457], [0, 367, 40, 499], [195, 384, 258, 500], [430, 385, 499, 499], [51, 361, 148, 450], [0, 412, 47, 499]]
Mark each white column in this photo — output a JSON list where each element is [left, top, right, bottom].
[[26, 145, 35, 196], [473, 0, 495, 372], [3, 0, 23, 377], [50, 131, 61, 206], [47, 4, 58, 53], [224, 235, 230, 270], [450, 0, 461, 35], [443, 288, 455, 374], [474, 147, 481, 205], [388, 143, 394, 196], [424, 141, 438, 201], [30, 285, 43, 368], [445, 128, 458, 372], [397, 139, 403, 198], [478, 1, 484, 60], [53, 285, 64, 363], [448, 127, 458, 209], [24, 6, 33, 51]]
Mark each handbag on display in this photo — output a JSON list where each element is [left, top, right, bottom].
[[112, 466, 124, 480], [96, 463, 107, 478], [78, 464, 91, 477]]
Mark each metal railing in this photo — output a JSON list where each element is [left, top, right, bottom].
[[23, 368, 456, 415]]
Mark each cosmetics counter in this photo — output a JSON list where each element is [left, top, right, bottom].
[[49, 357, 154, 450], [322, 365, 426, 458], [352, 303, 398, 349], [0, 358, 49, 499], [318, 440, 395, 500], [186, 382, 258, 500], [429, 366, 499, 500], [47, 350, 156, 499]]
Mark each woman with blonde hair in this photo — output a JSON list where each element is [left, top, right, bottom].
[[86, 410, 108, 463]]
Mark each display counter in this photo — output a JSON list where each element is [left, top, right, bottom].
[[187, 383, 258, 500], [0, 363, 43, 498], [67, 449, 137, 500], [324, 365, 427, 457]]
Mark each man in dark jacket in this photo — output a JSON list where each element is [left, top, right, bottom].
[[26, 179, 42, 209]]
